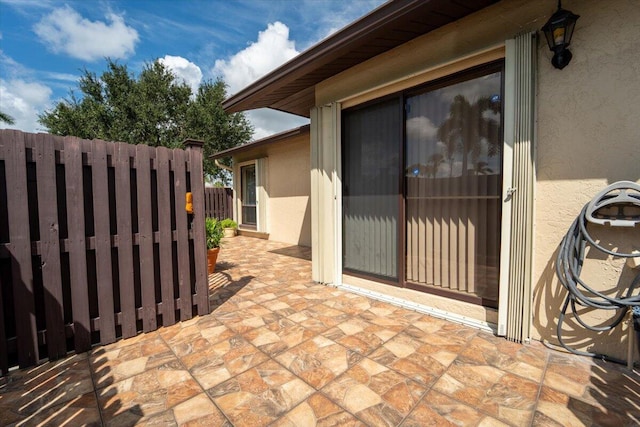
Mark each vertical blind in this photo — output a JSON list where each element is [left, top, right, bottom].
[[342, 98, 401, 279], [405, 69, 503, 305]]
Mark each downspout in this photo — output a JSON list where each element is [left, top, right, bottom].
[[215, 158, 233, 172]]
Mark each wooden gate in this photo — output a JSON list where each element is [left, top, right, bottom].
[[0, 131, 208, 373]]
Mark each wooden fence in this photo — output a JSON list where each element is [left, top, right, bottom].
[[0, 130, 208, 373], [204, 187, 233, 220]]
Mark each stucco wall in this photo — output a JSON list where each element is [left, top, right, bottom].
[[533, 0, 640, 360], [233, 132, 311, 247], [265, 134, 312, 247], [314, 0, 640, 359]]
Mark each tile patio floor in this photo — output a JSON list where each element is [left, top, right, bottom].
[[1, 236, 639, 426]]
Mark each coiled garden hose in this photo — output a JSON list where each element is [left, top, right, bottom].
[[555, 181, 640, 365]]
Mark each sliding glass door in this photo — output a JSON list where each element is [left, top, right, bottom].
[[342, 62, 503, 307]]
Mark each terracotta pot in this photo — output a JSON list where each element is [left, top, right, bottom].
[[223, 228, 236, 238], [207, 247, 220, 274]]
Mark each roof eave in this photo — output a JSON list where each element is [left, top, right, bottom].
[[221, 0, 434, 115], [210, 124, 311, 160]]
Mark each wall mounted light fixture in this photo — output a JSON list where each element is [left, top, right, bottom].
[[541, 0, 580, 69]]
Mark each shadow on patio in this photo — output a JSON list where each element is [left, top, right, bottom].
[[1, 235, 639, 426]]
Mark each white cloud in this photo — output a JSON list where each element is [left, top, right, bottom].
[[213, 21, 299, 95], [0, 78, 52, 132], [406, 116, 438, 142], [159, 55, 202, 95], [212, 21, 305, 138], [246, 109, 308, 140], [0, 50, 24, 74], [33, 5, 138, 61], [482, 109, 500, 122], [293, 0, 385, 49]]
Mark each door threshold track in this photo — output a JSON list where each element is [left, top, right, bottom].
[[335, 283, 498, 335]]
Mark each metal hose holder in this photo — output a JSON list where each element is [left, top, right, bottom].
[[555, 181, 640, 368]]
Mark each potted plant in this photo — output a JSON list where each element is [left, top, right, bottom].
[[220, 218, 238, 238], [205, 217, 223, 274]]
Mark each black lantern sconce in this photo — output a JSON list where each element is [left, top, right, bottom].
[[541, 1, 580, 69]]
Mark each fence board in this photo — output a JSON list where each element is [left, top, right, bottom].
[[187, 142, 208, 315], [35, 133, 66, 359], [203, 187, 233, 220], [0, 262, 8, 374], [136, 144, 157, 332], [115, 142, 136, 338], [173, 149, 192, 320], [92, 140, 116, 344], [211, 191, 215, 214], [157, 147, 175, 326], [64, 136, 92, 352], [5, 131, 38, 367]]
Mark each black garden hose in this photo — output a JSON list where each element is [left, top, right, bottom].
[[555, 198, 640, 365]]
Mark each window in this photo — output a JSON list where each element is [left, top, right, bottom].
[[241, 164, 256, 226]]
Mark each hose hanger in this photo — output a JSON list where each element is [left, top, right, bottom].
[[585, 181, 640, 227], [555, 181, 640, 366]]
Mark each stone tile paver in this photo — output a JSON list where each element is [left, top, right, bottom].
[[0, 236, 638, 426], [207, 359, 315, 426]]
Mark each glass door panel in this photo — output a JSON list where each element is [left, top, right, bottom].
[[342, 98, 401, 279], [405, 69, 503, 306], [241, 164, 256, 226]]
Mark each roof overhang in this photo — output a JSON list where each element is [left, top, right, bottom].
[[222, 0, 500, 118], [211, 124, 310, 160]]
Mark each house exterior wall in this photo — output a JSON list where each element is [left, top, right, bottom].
[[533, 0, 640, 360], [313, 0, 640, 360], [266, 134, 312, 247], [233, 132, 311, 247]]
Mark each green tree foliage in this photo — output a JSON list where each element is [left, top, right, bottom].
[[0, 111, 15, 125], [186, 80, 253, 178], [436, 95, 500, 176], [39, 59, 253, 182]]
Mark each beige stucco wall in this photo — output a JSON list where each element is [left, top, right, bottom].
[[234, 132, 311, 247], [265, 134, 312, 247], [315, 0, 640, 360], [533, 0, 640, 361]]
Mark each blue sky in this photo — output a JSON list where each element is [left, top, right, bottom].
[[0, 0, 384, 138]]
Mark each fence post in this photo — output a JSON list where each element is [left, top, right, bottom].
[[184, 139, 209, 316]]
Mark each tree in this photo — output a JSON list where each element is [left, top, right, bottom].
[[186, 80, 253, 179], [427, 153, 445, 178], [39, 59, 253, 182], [436, 95, 500, 176], [0, 111, 15, 125]]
